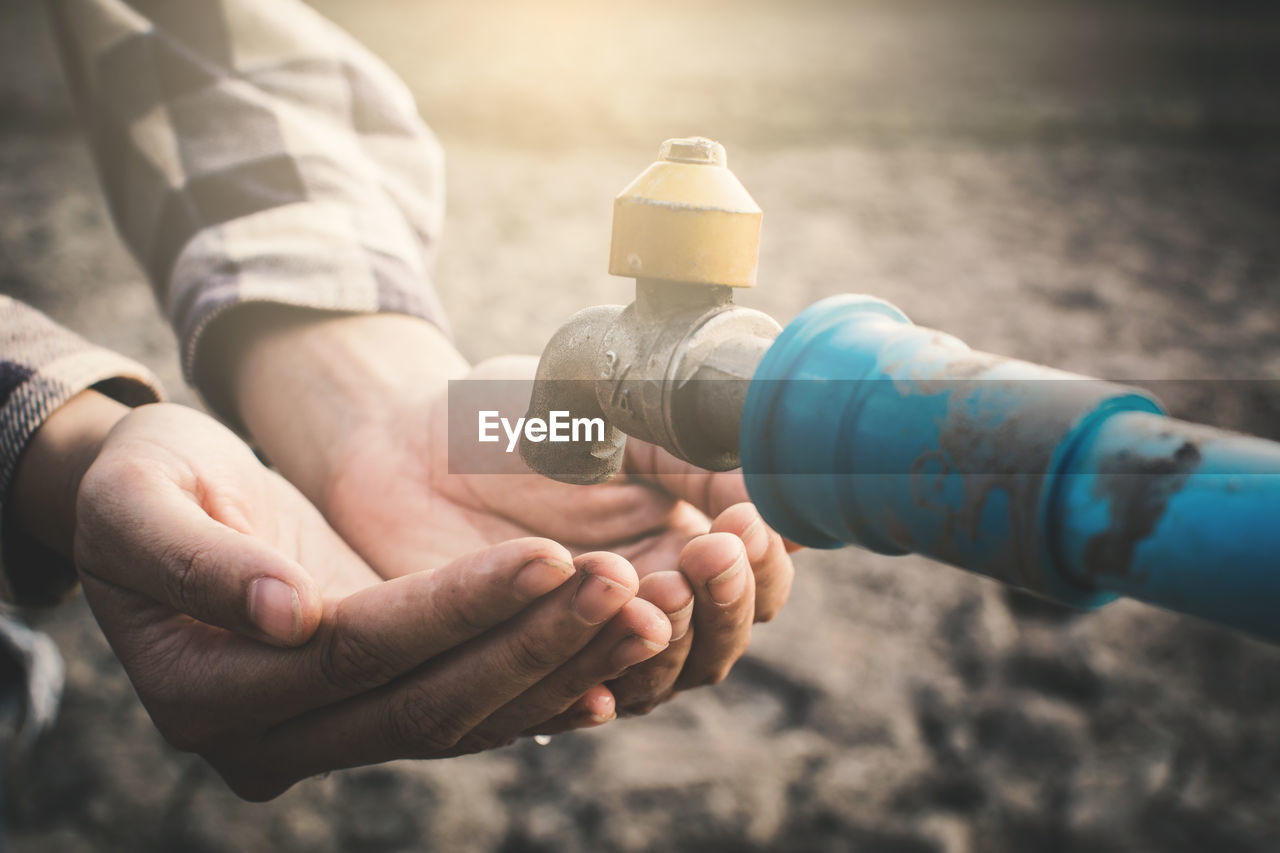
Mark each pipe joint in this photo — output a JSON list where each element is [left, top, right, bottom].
[[521, 139, 780, 483]]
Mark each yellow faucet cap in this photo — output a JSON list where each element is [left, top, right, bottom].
[[609, 137, 761, 287]]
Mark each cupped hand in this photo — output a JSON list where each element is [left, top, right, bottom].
[[226, 313, 797, 719], [66, 400, 670, 799], [402, 355, 799, 715]]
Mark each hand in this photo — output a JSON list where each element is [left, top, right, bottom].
[[436, 356, 799, 715], [15, 394, 671, 799], [224, 311, 797, 717]]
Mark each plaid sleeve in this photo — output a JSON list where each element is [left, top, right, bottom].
[[46, 0, 450, 416], [0, 297, 164, 606]]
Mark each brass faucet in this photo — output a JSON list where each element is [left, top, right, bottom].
[[520, 138, 780, 484]]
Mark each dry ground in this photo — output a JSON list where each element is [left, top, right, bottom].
[[4, 1, 1280, 850]]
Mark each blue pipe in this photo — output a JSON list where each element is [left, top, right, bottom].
[[740, 295, 1280, 640]]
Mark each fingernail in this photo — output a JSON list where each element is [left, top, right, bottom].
[[581, 710, 617, 726], [513, 558, 576, 599], [707, 552, 747, 606], [666, 598, 695, 641], [249, 577, 300, 644], [571, 691, 615, 719], [610, 634, 667, 670], [741, 517, 769, 562], [572, 572, 632, 625]]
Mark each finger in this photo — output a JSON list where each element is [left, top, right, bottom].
[[299, 538, 579, 700], [622, 442, 807, 555], [229, 553, 639, 798], [568, 685, 618, 720], [609, 623, 693, 716], [672, 532, 756, 690], [606, 571, 694, 714], [461, 596, 671, 747], [75, 466, 323, 647], [637, 571, 695, 640], [615, 504, 708, 580], [709, 503, 795, 623], [525, 685, 618, 735], [82, 537, 583, 739]]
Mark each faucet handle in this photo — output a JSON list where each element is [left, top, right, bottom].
[[608, 137, 762, 288], [658, 137, 726, 166]]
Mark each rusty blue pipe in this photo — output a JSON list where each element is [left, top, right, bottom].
[[741, 295, 1280, 641], [1054, 411, 1280, 637]]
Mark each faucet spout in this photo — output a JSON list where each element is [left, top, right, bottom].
[[520, 304, 628, 484]]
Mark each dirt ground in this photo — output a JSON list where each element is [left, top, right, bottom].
[[4, 0, 1280, 850]]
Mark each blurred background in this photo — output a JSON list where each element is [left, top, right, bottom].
[[4, 0, 1280, 850]]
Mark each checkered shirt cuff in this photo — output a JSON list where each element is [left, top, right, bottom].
[[0, 297, 164, 606]]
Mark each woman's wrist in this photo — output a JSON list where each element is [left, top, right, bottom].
[[214, 307, 468, 504], [12, 389, 130, 558]]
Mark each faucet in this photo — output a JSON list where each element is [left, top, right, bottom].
[[520, 138, 780, 484]]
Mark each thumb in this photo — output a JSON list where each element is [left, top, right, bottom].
[[623, 439, 749, 518], [76, 476, 323, 647], [623, 441, 804, 553]]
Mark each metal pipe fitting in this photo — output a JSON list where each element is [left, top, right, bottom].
[[520, 139, 780, 483]]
